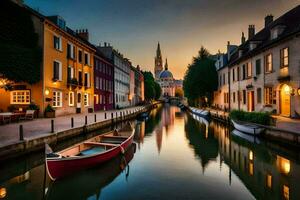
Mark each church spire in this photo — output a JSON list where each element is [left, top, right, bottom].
[[165, 58, 168, 70], [154, 42, 163, 80], [156, 42, 162, 58]]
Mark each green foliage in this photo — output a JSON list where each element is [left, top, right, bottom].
[[229, 110, 271, 126], [183, 46, 218, 107], [142, 71, 161, 100], [28, 103, 39, 110], [45, 104, 55, 112], [0, 0, 42, 84]]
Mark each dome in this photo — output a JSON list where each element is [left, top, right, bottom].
[[159, 70, 173, 79]]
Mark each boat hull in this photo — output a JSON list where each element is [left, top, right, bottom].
[[46, 134, 134, 181], [231, 120, 264, 135]]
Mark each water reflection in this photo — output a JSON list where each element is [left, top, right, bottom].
[[0, 105, 300, 200]]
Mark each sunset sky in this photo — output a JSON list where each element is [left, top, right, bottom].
[[25, 0, 300, 79]]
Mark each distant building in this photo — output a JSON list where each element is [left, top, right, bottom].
[[98, 43, 130, 109], [154, 43, 183, 97]]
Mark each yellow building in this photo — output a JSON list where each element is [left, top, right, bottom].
[[0, 2, 95, 117], [43, 16, 95, 116]]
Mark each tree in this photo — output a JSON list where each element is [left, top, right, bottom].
[[142, 71, 161, 101], [0, 0, 42, 84], [183, 46, 218, 107]]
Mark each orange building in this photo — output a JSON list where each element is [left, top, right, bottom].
[[0, 2, 95, 117]]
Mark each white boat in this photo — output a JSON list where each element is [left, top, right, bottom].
[[231, 120, 265, 135], [231, 129, 261, 144]]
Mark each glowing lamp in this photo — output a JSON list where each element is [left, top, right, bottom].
[[249, 150, 253, 161], [298, 88, 300, 96], [45, 89, 50, 96], [283, 85, 291, 95], [0, 188, 6, 198]]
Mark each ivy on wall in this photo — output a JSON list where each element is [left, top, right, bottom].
[[0, 0, 42, 84]]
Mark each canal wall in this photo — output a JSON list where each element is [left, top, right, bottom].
[[0, 103, 159, 161], [186, 106, 300, 147]]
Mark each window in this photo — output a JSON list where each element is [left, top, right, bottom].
[[219, 75, 222, 87], [67, 43, 75, 59], [69, 91, 74, 106], [53, 35, 62, 51], [84, 93, 89, 106], [84, 73, 90, 88], [265, 54, 273, 72], [233, 92, 236, 103], [243, 90, 246, 105], [264, 87, 273, 105], [78, 49, 82, 63], [242, 64, 246, 80], [266, 174, 272, 189], [53, 91, 62, 107], [280, 48, 289, 68], [237, 67, 240, 81], [247, 62, 252, 78], [53, 60, 62, 81], [257, 88, 262, 104], [223, 74, 225, 85], [95, 94, 99, 104], [95, 77, 99, 89], [256, 59, 261, 75], [84, 52, 90, 65], [67, 66, 74, 81], [10, 90, 30, 104], [232, 68, 235, 82], [78, 71, 83, 85]]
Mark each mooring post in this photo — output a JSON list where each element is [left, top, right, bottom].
[[71, 117, 74, 128], [19, 124, 24, 141], [105, 112, 107, 119], [51, 120, 54, 133], [85, 116, 87, 125], [94, 114, 97, 122]]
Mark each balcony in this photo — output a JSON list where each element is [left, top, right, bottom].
[[67, 78, 78, 90]]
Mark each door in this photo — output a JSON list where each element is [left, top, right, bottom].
[[247, 91, 255, 112], [280, 84, 291, 117]]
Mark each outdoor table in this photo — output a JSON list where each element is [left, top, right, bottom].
[[0, 112, 13, 124]]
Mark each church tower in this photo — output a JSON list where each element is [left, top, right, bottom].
[[164, 58, 168, 70], [154, 42, 163, 80]]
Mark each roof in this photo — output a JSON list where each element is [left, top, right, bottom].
[[228, 5, 300, 67], [159, 70, 173, 79]]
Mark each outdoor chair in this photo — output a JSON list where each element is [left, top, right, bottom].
[[19, 110, 35, 120]]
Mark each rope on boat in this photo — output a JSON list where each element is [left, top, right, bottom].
[[120, 146, 125, 154]]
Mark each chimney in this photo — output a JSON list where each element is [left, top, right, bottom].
[[227, 41, 231, 60], [265, 15, 274, 27], [104, 42, 107, 47], [77, 29, 89, 41], [248, 25, 255, 40], [241, 32, 246, 44]]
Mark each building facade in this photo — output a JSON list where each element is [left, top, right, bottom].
[[214, 7, 300, 118], [98, 43, 131, 109], [0, 2, 95, 116], [94, 50, 114, 111]]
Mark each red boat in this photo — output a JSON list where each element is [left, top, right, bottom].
[[45, 122, 135, 181]]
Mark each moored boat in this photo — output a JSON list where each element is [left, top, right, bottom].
[[231, 120, 264, 135], [45, 122, 135, 181], [231, 129, 261, 144]]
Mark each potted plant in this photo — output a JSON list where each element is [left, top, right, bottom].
[[44, 104, 55, 118], [28, 103, 40, 118]]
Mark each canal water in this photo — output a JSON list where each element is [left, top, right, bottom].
[[0, 104, 299, 200]]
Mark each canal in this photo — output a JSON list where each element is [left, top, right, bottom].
[[0, 104, 299, 200]]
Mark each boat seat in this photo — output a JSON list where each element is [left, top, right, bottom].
[[77, 146, 106, 156]]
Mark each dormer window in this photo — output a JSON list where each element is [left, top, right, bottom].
[[270, 25, 286, 40], [249, 41, 261, 51], [239, 50, 243, 58]]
